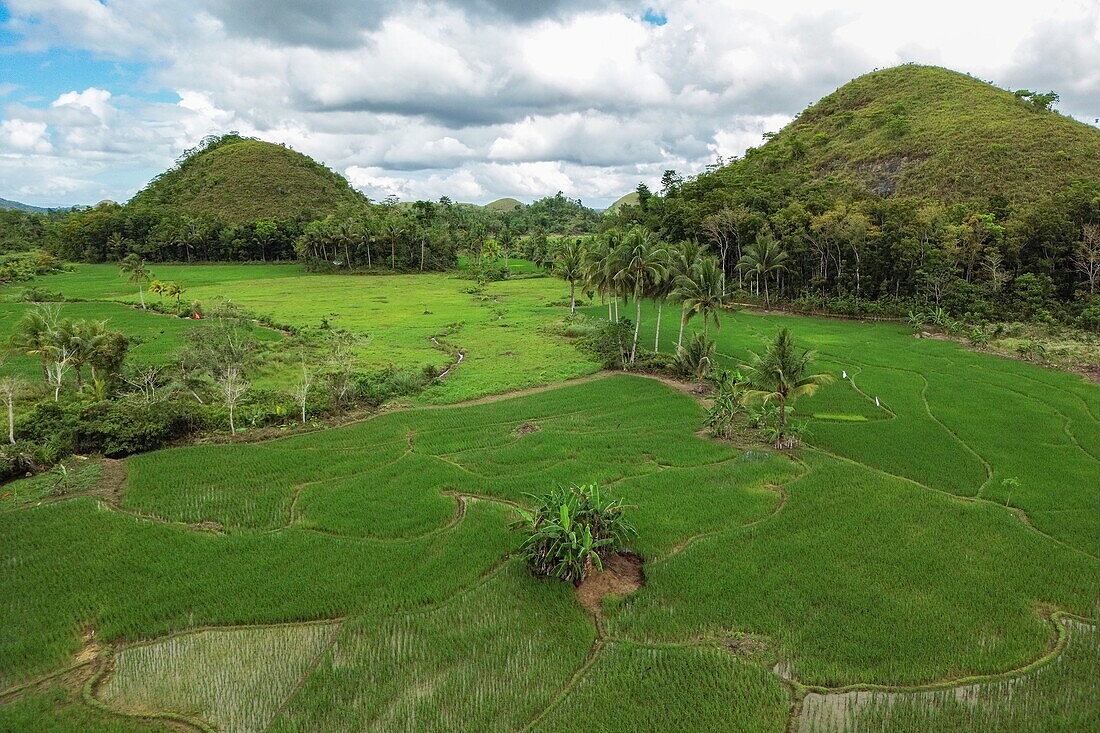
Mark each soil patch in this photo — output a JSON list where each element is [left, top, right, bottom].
[[575, 552, 645, 614], [725, 633, 767, 656], [512, 421, 541, 436], [92, 458, 127, 507]]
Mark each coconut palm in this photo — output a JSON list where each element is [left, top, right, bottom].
[[162, 282, 185, 313], [552, 238, 586, 314], [673, 256, 726, 340], [736, 236, 789, 308], [669, 240, 705, 348], [9, 303, 61, 382], [66, 319, 110, 389], [649, 263, 675, 353], [582, 236, 616, 321], [118, 254, 153, 309], [614, 228, 667, 363], [740, 328, 834, 440]]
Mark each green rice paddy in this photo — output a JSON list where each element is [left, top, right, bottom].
[[1, 264, 1097, 731]]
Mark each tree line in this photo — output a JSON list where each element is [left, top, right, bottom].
[[605, 165, 1100, 327], [10, 193, 603, 271]]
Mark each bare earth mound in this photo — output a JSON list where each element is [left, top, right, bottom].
[[575, 552, 644, 614]]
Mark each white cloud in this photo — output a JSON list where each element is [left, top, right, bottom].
[[1, 0, 1097, 207], [0, 119, 53, 153]]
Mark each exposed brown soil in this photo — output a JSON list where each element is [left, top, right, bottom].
[[574, 552, 645, 614], [92, 458, 127, 507], [1074, 364, 1100, 384], [512, 421, 541, 436], [74, 628, 101, 666]]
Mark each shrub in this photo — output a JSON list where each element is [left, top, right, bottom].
[[578, 320, 633, 369], [0, 441, 39, 481], [705, 371, 745, 439], [675, 332, 716, 381], [511, 483, 636, 583]]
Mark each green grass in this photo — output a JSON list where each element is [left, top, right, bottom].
[[0, 301, 214, 382], [18, 262, 597, 402], [1, 267, 1098, 730], [583, 301, 1099, 556], [799, 620, 1100, 732]]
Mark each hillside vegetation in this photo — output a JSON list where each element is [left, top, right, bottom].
[[608, 191, 640, 212], [752, 65, 1099, 204], [611, 65, 1100, 321], [128, 135, 367, 223], [485, 197, 523, 212]]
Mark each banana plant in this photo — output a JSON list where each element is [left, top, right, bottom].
[[511, 483, 636, 582]]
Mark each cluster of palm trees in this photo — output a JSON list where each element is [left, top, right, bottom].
[[8, 305, 125, 401], [550, 227, 729, 363]]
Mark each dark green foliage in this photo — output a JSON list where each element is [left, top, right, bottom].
[[0, 250, 66, 285], [512, 483, 636, 582], [578, 319, 633, 368], [17, 399, 201, 458]]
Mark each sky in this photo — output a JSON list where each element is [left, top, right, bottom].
[[0, 1, 1098, 209]]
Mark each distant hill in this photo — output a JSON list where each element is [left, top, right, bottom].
[[0, 197, 51, 213], [706, 65, 1100, 206], [485, 197, 523, 212], [607, 192, 639, 212], [128, 134, 368, 223]]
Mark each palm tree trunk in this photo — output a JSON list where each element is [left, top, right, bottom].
[[654, 300, 663, 351], [764, 278, 770, 308], [631, 298, 641, 363], [138, 286, 146, 309], [677, 306, 687, 349], [6, 397, 13, 444], [229, 406, 235, 434], [569, 281, 576, 314], [420, 239, 425, 271], [607, 297, 612, 321]]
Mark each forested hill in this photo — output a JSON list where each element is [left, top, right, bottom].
[[128, 134, 368, 223], [0, 198, 51, 213], [611, 65, 1100, 317], [724, 64, 1099, 205]]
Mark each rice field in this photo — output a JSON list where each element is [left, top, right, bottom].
[[1, 265, 1098, 731]]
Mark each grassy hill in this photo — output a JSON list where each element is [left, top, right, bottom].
[[729, 65, 1099, 205], [607, 191, 639, 212], [128, 134, 367, 223], [485, 197, 523, 212]]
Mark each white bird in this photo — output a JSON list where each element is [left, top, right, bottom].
[[842, 370, 848, 379]]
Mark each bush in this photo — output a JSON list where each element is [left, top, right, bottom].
[[675, 332, 717, 381], [578, 320, 633, 369], [18, 399, 203, 458], [0, 441, 40, 481], [1075, 302, 1100, 332], [511, 483, 636, 582]]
